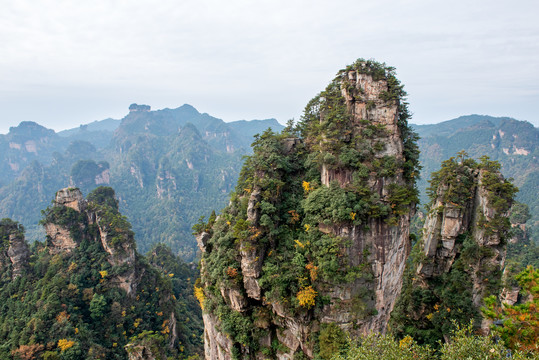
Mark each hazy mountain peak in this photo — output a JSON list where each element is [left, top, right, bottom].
[[7, 121, 56, 139], [179, 122, 202, 138], [176, 103, 199, 113], [128, 103, 151, 112]]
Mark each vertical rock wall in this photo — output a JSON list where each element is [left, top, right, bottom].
[[0, 220, 30, 280], [316, 66, 413, 333], [199, 60, 420, 359], [391, 156, 517, 341], [44, 187, 137, 295]]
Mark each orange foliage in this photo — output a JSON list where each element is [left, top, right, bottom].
[[226, 267, 239, 278], [161, 319, 170, 334], [56, 311, 70, 323], [288, 210, 300, 224], [249, 226, 262, 240], [306, 262, 318, 282], [11, 344, 44, 360]]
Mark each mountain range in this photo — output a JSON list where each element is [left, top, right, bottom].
[[413, 114, 539, 240], [0, 104, 284, 259], [0, 107, 537, 261]]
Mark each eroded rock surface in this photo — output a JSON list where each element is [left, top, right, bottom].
[[44, 187, 137, 295], [0, 220, 30, 280], [199, 60, 420, 359], [391, 155, 516, 338]]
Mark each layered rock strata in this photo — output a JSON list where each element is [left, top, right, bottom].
[[418, 170, 510, 306]]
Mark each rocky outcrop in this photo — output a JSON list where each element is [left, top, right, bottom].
[[7, 232, 30, 278], [391, 155, 517, 338], [45, 223, 79, 253], [44, 187, 137, 295], [418, 168, 511, 308], [203, 314, 234, 360], [196, 232, 210, 253], [0, 220, 30, 280], [129, 103, 151, 112], [54, 187, 87, 212], [199, 60, 420, 359], [44, 188, 87, 254], [126, 344, 160, 360], [95, 168, 111, 185]]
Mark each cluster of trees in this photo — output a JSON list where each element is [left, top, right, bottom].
[[332, 321, 538, 360]]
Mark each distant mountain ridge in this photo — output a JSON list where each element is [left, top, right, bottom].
[[56, 104, 282, 153], [412, 114, 539, 242], [0, 110, 537, 260], [412, 114, 513, 136], [0, 104, 284, 258]]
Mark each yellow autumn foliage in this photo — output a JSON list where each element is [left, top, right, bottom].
[[399, 335, 414, 349], [58, 339, 75, 352], [294, 239, 305, 248], [194, 286, 205, 310], [297, 286, 317, 309]]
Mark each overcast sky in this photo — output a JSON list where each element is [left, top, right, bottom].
[[1, 0, 538, 134]]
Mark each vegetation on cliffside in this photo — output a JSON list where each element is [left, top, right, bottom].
[[391, 153, 518, 347], [197, 59, 421, 359], [0, 187, 202, 359]]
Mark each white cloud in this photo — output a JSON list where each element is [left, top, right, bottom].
[[1, 0, 538, 133]]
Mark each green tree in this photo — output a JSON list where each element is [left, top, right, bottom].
[[89, 293, 107, 320]]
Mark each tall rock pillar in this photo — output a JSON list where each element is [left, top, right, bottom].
[[198, 59, 420, 359]]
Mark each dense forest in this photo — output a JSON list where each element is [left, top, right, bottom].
[[0, 187, 202, 359]]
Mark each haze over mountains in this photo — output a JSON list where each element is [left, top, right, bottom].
[[413, 114, 539, 241], [0, 104, 284, 259], [0, 105, 537, 261]]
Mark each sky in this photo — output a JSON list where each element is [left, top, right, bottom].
[[1, 0, 538, 134]]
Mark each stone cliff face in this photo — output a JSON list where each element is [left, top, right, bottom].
[[315, 64, 415, 333], [44, 187, 137, 295], [198, 60, 421, 359], [390, 155, 517, 342], [418, 169, 509, 306], [7, 231, 30, 279], [0, 219, 30, 280], [45, 188, 86, 254]]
